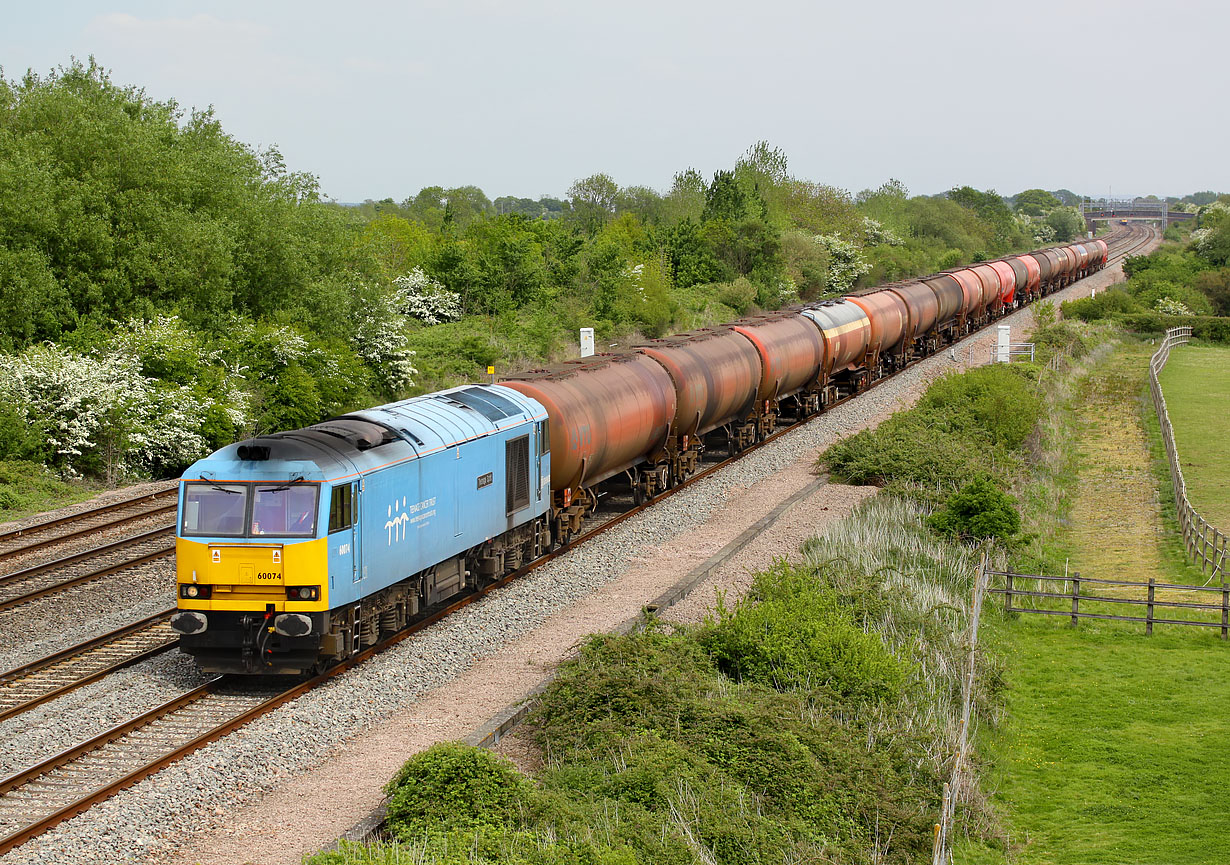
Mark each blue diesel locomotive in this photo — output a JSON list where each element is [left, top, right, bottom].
[[171, 385, 550, 674]]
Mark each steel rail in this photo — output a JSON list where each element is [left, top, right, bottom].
[[0, 486, 177, 547], [0, 545, 174, 613], [0, 503, 177, 563], [0, 526, 175, 588], [0, 609, 178, 723]]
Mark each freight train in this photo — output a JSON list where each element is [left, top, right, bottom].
[[171, 237, 1109, 673]]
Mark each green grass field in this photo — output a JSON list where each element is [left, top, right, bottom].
[[974, 619, 1230, 865], [963, 339, 1230, 864], [1158, 343, 1230, 529]]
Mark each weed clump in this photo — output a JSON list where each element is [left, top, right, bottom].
[[928, 475, 1021, 542], [383, 743, 532, 838], [820, 363, 1042, 505]]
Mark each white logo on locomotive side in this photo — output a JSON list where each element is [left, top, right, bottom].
[[386, 496, 437, 545], [385, 497, 409, 545]]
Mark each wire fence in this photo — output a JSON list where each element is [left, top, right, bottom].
[[1149, 327, 1227, 579], [931, 556, 988, 865]]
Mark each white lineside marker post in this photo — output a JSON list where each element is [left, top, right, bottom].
[[996, 324, 1011, 363], [580, 327, 595, 358]]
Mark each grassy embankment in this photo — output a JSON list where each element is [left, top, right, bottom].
[[962, 338, 1230, 864], [0, 462, 98, 523], [1157, 343, 1230, 528]]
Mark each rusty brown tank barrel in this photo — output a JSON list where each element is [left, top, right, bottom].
[[943, 269, 984, 319], [847, 289, 908, 358], [797, 300, 872, 377], [635, 328, 760, 438], [726, 312, 825, 403], [885, 281, 940, 346], [923, 274, 964, 329], [501, 353, 676, 492], [988, 260, 1017, 306]]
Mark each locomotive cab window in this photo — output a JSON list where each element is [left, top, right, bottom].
[[328, 484, 353, 533], [506, 435, 531, 514], [538, 420, 549, 455], [251, 484, 318, 537], [182, 483, 248, 537]]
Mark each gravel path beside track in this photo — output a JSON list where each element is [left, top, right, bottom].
[[0, 243, 1151, 865]]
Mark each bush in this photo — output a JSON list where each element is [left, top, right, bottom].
[[928, 475, 1021, 541], [699, 561, 908, 702], [383, 743, 533, 838], [1062, 289, 1143, 321], [915, 365, 1042, 449]]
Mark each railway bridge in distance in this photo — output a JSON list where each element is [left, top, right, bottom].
[[1082, 199, 1193, 230]]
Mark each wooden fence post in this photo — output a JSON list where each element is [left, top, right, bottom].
[[1005, 573, 1013, 613], [1146, 578, 1155, 636], [1070, 573, 1080, 627], [1222, 581, 1228, 642]]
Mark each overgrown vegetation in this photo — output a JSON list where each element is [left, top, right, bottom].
[[312, 498, 1001, 865], [820, 364, 1043, 514]]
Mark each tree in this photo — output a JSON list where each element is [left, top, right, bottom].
[[1014, 188, 1061, 217], [703, 170, 748, 222], [661, 168, 706, 225], [1045, 207, 1085, 242], [567, 173, 619, 233]]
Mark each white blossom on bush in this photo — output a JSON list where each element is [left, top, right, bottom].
[[353, 283, 419, 394], [1155, 296, 1192, 316], [393, 267, 462, 324], [1190, 227, 1214, 255], [0, 343, 210, 479], [1030, 221, 1057, 244], [111, 315, 253, 435], [813, 233, 870, 292], [862, 217, 904, 247]]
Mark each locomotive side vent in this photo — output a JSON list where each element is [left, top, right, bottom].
[[506, 435, 531, 514]]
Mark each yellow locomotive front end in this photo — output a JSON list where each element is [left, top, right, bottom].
[[172, 476, 333, 674]]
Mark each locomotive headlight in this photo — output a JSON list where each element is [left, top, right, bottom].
[[286, 586, 319, 601], [186, 585, 199, 598]]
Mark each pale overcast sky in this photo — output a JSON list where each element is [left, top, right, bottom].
[[2, 1, 1222, 203]]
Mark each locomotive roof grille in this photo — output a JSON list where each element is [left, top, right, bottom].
[[433, 386, 521, 421]]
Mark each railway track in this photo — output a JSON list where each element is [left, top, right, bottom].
[[0, 526, 175, 613], [0, 610, 178, 723], [0, 486, 177, 565], [0, 227, 1155, 857]]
